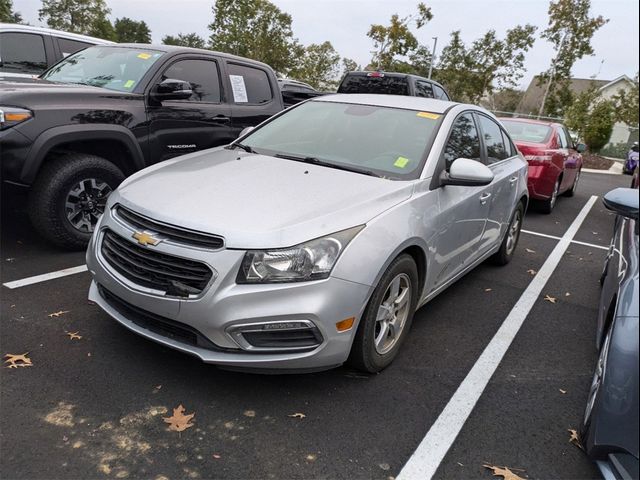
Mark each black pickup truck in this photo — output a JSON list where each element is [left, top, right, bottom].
[[0, 44, 284, 248]]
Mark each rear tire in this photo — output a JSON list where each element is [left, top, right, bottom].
[[539, 176, 560, 214], [564, 169, 580, 197], [349, 254, 419, 373], [28, 153, 124, 250], [492, 202, 524, 266]]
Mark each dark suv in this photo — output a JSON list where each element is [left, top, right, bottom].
[[337, 71, 451, 100], [0, 44, 283, 248]]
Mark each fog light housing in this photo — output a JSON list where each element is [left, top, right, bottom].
[[227, 320, 323, 352]]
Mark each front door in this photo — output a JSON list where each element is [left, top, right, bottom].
[[147, 57, 234, 163]]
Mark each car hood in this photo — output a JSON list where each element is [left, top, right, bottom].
[[114, 148, 415, 249]]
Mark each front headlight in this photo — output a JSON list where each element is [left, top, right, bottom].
[[0, 106, 33, 130], [237, 226, 364, 284]]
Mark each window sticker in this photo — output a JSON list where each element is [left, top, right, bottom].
[[229, 74, 248, 103], [123, 80, 135, 89], [416, 111, 440, 120], [394, 156, 410, 168], [137, 53, 152, 60]]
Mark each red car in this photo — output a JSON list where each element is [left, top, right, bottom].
[[500, 118, 585, 213]]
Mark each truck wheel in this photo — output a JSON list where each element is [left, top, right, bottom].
[[348, 254, 419, 373], [28, 154, 125, 249]]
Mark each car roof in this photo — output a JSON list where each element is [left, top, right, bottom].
[[314, 93, 463, 114], [498, 117, 562, 129], [0, 22, 115, 44]]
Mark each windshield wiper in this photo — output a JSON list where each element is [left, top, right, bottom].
[[273, 153, 379, 177], [226, 142, 255, 153]]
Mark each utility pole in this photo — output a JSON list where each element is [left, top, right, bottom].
[[538, 31, 568, 119], [428, 36, 438, 79]]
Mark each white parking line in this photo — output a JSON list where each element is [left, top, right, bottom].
[[2, 265, 88, 289], [396, 195, 598, 480], [522, 229, 609, 251]]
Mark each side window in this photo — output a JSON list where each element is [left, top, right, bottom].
[[501, 130, 517, 157], [415, 80, 434, 98], [0, 32, 47, 74], [161, 59, 221, 103], [557, 127, 569, 148], [478, 115, 508, 164], [57, 38, 92, 57], [444, 113, 482, 169], [432, 84, 449, 100], [227, 63, 273, 104]]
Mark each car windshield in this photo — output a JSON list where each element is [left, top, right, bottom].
[[240, 100, 442, 179], [501, 120, 552, 144], [41, 46, 163, 92]]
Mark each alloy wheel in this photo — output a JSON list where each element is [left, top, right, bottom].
[[505, 208, 522, 256], [374, 273, 412, 355], [584, 326, 613, 425], [550, 178, 560, 209], [65, 178, 112, 233]]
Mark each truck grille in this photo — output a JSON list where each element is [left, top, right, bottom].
[[101, 229, 214, 297], [115, 205, 224, 249]]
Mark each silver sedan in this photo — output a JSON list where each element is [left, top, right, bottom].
[[86, 94, 528, 373]]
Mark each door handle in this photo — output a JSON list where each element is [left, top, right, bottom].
[[480, 192, 492, 204], [509, 176, 518, 186], [211, 115, 231, 124]]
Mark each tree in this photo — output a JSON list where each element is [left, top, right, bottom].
[[367, 3, 433, 70], [612, 73, 639, 127], [163, 33, 207, 49], [341, 58, 359, 75], [537, 0, 608, 116], [288, 41, 341, 90], [485, 88, 525, 112], [114, 17, 151, 43], [0, 0, 22, 23], [565, 85, 614, 151], [208, 0, 297, 74], [39, 0, 114, 40]]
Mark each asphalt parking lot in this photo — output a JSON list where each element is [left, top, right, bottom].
[[0, 171, 632, 480]]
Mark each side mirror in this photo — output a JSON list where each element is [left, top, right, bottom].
[[575, 143, 587, 153], [441, 158, 494, 187], [153, 78, 192, 100], [239, 126, 255, 138], [603, 188, 639, 220]]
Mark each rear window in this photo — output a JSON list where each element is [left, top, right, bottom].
[[0, 32, 48, 74], [502, 120, 552, 144], [338, 73, 410, 96]]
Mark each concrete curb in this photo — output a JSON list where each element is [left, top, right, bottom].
[[582, 168, 621, 175]]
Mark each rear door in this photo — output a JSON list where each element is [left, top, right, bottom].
[[475, 114, 522, 254], [557, 126, 579, 191], [146, 56, 234, 162]]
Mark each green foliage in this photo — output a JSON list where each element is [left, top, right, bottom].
[[566, 87, 615, 152], [564, 84, 601, 139], [538, 0, 608, 115], [612, 73, 639, 127], [599, 142, 633, 160], [486, 88, 525, 112], [162, 33, 207, 49], [434, 25, 536, 103], [288, 42, 341, 90], [114, 17, 152, 43], [367, 3, 433, 70], [0, 0, 22, 23], [341, 58, 359, 75], [208, 0, 297, 74], [39, 0, 114, 39]]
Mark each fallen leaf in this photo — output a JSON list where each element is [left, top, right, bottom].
[[48, 310, 69, 318], [212, 454, 221, 459], [525, 248, 535, 253], [305, 454, 317, 462], [87, 353, 92, 357], [559, 389, 567, 394], [163, 405, 195, 432], [10, 304, 15, 308], [67, 332, 82, 340], [243, 410, 256, 417], [4, 353, 33, 368], [568, 429, 583, 450], [527, 269, 537, 275], [288, 413, 306, 419], [544, 295, 557, 304], [565, 292, 571, 297], [592, 232, 598, 235], [483, 464, 526, 480], [485, 288, 492, 292], [379, 463, 390, 471], [5, 257, 15, 262]]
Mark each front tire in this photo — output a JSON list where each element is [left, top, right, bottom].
[[492, 202, 524, 266], [349, 254, 419, 373], [28, 153, 125, 249]]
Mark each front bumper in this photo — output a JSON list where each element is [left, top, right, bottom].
[[86, 206, 371, 371]]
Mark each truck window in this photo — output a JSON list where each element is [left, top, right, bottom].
[[338, 74, 410, 95], [432, 84, 449, 100], [415, 80, 435, 98], [161, 59, 221, 103], [57, 37, 92, 57], [227, 63, 273, 104], [0, 32, 48, 74]]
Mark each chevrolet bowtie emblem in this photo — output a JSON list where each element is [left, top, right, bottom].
[[132, 231, 160, 246]]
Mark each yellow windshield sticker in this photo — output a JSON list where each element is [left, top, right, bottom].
[[394, 156, 410, 168], [137, 53, 152, 60], [417, 111, 440, 120], [124, 80, 135, 89]]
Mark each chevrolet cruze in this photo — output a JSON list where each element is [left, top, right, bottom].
[[86, 94, 528, 373]]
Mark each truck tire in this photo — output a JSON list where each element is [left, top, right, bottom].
[[28, 153, 125, 250]]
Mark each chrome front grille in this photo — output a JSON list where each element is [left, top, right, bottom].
[[115, 205, 224, 249], [101, 229, 214, 297]]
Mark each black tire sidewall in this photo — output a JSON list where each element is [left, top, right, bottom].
[[493, 203, 524, 265]]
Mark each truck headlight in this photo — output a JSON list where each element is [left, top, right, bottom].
[[0, 106, 33, 130], [237, 226, 364, 283]]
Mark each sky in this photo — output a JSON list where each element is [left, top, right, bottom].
[[15, 0, 640, 88]]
